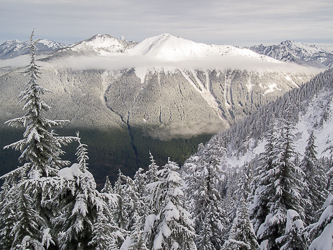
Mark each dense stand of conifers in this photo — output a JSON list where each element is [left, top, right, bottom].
[[0, 32, 333, 250]]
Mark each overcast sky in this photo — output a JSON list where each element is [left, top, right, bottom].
[[1, 0, 333, 49]]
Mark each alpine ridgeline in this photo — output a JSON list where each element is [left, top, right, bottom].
[[0, 39, 66, 60], [248, 40, 333, 68]]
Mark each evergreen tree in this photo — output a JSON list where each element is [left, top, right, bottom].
[[125, 211, 148, 250], [52, 136, 110, 250], [0, 31, 73, 249], [254, 114, 304, 249], [146, 159, 196, 250], [3, 30, 71, 178], [222, 197, 259, 250], [11, 185, 49, 249], [143, 153, 160, 218], [99, 175, 125, 249], [88, 210, 120, 250], [276, 209, 308, 250], [183, 142, 228, 250], [0, 180, 16, 249], [300, 131, 328, 224], [101, 176, 114, 194], [250, 124, 277, 235]]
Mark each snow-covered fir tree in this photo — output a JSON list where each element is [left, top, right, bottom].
[[300, 131, 328, 224], [222, 197, 259, 250], [254, 113, 305, 249], [88, 210, 120, 250], [101, 176, 114, 194], [0, 31, 73, 250], [10, 185, 50, 249], [3, 31, 71, 178], [183, 142, 229, 249], [0, 180, 17, 249], [121, 211, 148, 250], [146, 159, 196, 250], [113, 169, 143, 240], [52, 136, 115, 250], [276, 209, 308, 250], [250, 124, 277, 236]]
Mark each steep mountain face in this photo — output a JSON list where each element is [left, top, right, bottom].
[[0, 33, 322, 182], [187, 68, 333, 171], [0, 39, 66, 60], [0, 34, 316, 138], [248, 40, 333, 68]]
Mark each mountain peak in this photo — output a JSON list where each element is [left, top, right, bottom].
[[68, 34, 136, 55]]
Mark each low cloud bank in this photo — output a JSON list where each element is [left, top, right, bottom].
[[44, 54, 322, 74]]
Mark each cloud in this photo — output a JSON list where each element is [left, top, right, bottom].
[[0, 55, 29, 68], [44, 53, 322, 74]]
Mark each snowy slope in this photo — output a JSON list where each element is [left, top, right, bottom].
[[223, 89, 333, 169], [248, 40, 333, 68], [185, 68, 333, 170], [0, 39, 66, 60]]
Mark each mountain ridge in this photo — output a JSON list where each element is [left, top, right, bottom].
[[0, 39, 66, 60], [248, 40, 333, 68]]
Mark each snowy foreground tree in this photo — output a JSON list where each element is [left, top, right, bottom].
[[145, 159, 196, 250], [300, 131, 328, 224], [252, 114, 305, 249], [0, 31, 73, 249], [183, 142, 229, 250], [0, 31, 118, 250], [222, 197, 259, 250]]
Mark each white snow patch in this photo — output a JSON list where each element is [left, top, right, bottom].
[[263, 83, 281, 95], [246, 76, 253, 92], [309, 220, 333, 250], [134, 67, 147, 84]]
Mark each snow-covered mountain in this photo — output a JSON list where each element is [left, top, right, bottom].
[[126, 33, 277, 62], [248, 40, 333, 68], [0, 34, 319, 137], [0, 39, 66, 60], [50, 34, 137, 58], [0, 33, 323, 182]]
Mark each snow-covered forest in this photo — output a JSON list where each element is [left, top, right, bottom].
[[1, 33, 333, 250]]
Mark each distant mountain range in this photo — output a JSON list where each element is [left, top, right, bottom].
[[0, 39, 66, 60], [247, 40, 333, 68], [1, 35, 332, 68]]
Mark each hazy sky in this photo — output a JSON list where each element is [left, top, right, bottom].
[[1, 0, 333, 49]]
